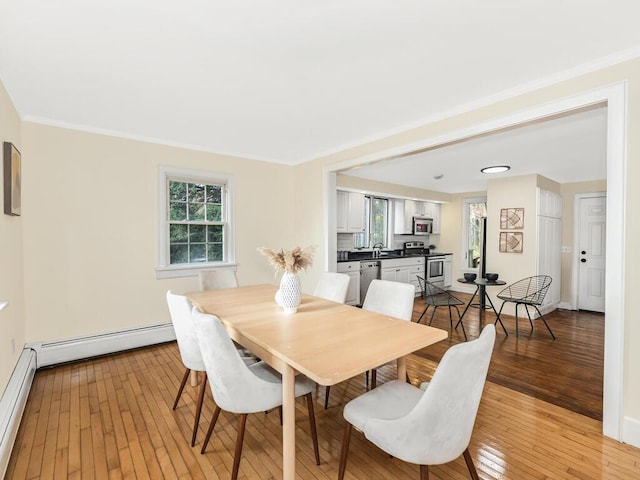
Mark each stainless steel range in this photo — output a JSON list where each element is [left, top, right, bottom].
[[404, 241, 444, 287], [403, 241, 428, 256]]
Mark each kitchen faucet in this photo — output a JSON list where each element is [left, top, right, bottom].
[[372, 242, 384, 257]]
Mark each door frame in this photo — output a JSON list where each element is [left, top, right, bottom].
[[323, 82, 627, 440], [571, 192, 607, 310]]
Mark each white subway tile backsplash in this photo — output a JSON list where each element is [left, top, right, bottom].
[[337, 234, 354, 250]]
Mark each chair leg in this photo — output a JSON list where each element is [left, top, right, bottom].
[[453, 306, 467, 341], [338, 423, 353, 480], [324, 385, 331, 409], [371, 369, 377, 389], [200, 405, 222, 454], [534, 306, 556, 340], [448, 305, 454, 331], [305, 393, 321, 465], [172, 367, 191, 410], [515, 303, 520, 338], [231, 414, 248, 480], [191, 372, 208, 447], [417, 305, 429, 324], [428, 306, 437, 326], [462, 448, 480, 480], [524, 305, 534, 331], [420, 464, 429, 480]]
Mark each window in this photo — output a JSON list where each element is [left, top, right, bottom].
[[354, 196, 389, 248], [157, 166, 235, 278], [462, 198, 487, 271]]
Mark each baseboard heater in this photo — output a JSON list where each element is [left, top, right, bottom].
[[31, 323, 176, 368], [0, 348, 36, 478]]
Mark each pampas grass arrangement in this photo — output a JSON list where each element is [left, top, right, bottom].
[[258, 246, 315, 274]]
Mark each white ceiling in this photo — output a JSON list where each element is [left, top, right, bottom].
[[341, 106, 608, 193], [0, 1, 639, 165]]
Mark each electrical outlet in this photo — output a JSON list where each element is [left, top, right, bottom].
[[561, 246, 572, 253]]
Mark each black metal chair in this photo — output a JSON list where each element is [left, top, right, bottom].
[[493, 275, 556, 339], [416, 276, 467, 341]]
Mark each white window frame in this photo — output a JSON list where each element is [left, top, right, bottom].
[[461, 197, 487, 274], [156, 165, 236, 279]]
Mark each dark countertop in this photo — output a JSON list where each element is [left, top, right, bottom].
[[338, 251, 452, 262]]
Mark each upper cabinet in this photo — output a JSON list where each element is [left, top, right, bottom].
[[336, 191, 366, 233], [393, 199, 441, 234]]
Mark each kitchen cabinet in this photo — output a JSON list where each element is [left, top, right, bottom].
[[337, 191, 365, 233], [337, 261, 361, 306], [393, 199, 441, 234], [380, 257, 424, 295], [443, 254, 453, 287]]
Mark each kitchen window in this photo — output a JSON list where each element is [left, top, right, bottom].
[[156, 166, 235, 278], [354, 196, 389, 248], [462, 197, 487, 271]]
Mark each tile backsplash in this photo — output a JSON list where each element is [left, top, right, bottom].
[[338, 233, 438, 251]]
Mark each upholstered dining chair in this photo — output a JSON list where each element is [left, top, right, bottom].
[[416, 275, 468, 341], [166, 291, 208, 447], [338, 324, 496, 480], [324, 279, 415, 409], [199, 269, 239, 291], [493, 275, 555, 339], [314, 271, 350, 303], [192, 309, 320, 480]]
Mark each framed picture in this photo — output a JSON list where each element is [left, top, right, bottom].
[[500, 207, 524, 229], [499, 231, 523, 253], [4, 142, 21, 216]]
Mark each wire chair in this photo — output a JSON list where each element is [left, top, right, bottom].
[[416, 276, 467, 341]]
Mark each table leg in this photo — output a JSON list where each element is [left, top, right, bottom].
[[478, 286, 486, 332], [397, 357, 407, 382], [282, 365, 296, 480], [190, 370, 198, 387], [455, 286, 480, 330]]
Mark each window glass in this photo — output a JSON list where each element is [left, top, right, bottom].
[[353, 196, 389, 248]]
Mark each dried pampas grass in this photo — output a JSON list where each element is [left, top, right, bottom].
[[258, 245, 315, 274]]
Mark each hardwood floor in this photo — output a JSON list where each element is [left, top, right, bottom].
[[6, 315, 637, 480], [413, 293, 605, 420]]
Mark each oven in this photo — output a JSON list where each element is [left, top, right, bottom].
[[426, 255, 445, 288]]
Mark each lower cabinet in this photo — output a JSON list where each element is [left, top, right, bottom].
[[380, 257, 425, 295], [444, 254, 453, 288], [337, 261, 361, 306]]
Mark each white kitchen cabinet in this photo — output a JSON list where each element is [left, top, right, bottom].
[[393, 199, 441, 234], [443, 254, 453, 287], [536, 189, 562, 310], [337, 191, 365, 233], [380, 257, 424, 295], [337, 261, 361, 306]]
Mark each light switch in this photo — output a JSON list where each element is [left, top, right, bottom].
[[561, 246, 572, 253]]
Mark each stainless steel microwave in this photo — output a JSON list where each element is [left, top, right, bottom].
[[413, 217, 433, 235]]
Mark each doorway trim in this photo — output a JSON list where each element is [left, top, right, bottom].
[[323, 81, 627, 440]]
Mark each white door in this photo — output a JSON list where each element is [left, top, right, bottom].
[[577, 195, 606, 312]]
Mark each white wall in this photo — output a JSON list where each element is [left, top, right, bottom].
[[0, 81, 25, 397]]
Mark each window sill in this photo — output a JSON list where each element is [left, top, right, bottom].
[[155, 263, 238, 279]]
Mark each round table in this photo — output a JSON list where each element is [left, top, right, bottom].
[[456, 278, 507, 334]]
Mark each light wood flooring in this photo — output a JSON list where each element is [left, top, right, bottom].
[[6, 299, 637, 479]]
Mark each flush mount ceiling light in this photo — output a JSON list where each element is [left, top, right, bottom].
[[481, 165, 511, 174], [433, 173, 444, 180]]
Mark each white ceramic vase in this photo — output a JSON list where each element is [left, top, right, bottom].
[[276, 272, 301, 314]]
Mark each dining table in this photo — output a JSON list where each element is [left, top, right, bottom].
[[455, 277, 508, 334], [187, 283, 448, 480]]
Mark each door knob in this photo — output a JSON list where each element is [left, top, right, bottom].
[[581, 259, 587, 263]]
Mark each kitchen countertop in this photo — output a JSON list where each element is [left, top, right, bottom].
[[338, 251, 452, 262]]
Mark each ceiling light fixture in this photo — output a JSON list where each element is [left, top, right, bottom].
[[481, 165, 510, 174], [433, 173, 444, 180]]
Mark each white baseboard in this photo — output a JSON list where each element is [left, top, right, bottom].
[[30, 323, 176, 368], [0, 348, 37, 479], [623, 416, 640, 448], [557, 301, 575, 310]]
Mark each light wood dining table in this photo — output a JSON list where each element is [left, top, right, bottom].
[[187, 283, 448, 480]]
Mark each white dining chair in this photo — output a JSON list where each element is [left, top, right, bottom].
[[314, 272, 350, 303], [192, 308, 320, 480], [324, 279, 415, 409], [338, 324, 496, 480], [166, 291, 208, 447], [199, 269, 239, 291]]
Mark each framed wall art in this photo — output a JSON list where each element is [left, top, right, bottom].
[[4, 141, 21, 216], [499, 231, 523, 253], [500, 207, 524, 230]]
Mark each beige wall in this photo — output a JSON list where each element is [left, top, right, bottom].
[[296, 58, 640, 423], [0, 81, 25, 396], [20, 123, 296, 343]]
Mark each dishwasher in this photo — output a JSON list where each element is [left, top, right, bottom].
[[360, 260, 380, 304]]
